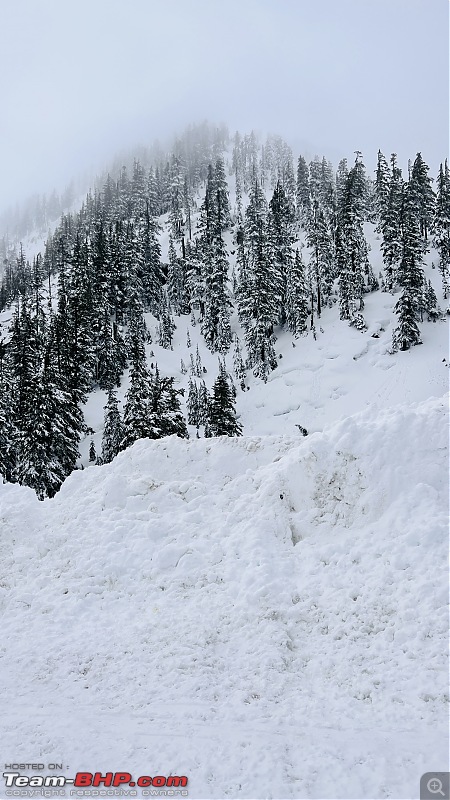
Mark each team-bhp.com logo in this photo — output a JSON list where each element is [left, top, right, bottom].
[[3, 771, 188, 797]]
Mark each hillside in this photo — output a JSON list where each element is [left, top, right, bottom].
[[0, 127, 448, 800]]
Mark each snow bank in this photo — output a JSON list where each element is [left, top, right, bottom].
[[0, 396, 448, 799]]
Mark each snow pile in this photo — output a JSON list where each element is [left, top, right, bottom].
[[0, 395, 448, 799]]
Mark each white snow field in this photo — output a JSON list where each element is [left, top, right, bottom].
[[1, 394, 448, 799]]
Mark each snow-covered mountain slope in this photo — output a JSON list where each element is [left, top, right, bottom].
[[1, 395, 447, 799], [78, 210, 449, 466]]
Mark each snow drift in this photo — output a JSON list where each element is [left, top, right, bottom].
[[0, 395, 448, 799]]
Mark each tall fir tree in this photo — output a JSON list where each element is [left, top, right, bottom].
[[410, 153, 435, 241], [434, 160, 450, 298], [336, 155, 370, 321], [205, 369, 242, 437], [268, 181, 294, 324], [379, 154, 404, 291], [122, 331, 154, 449], [237, 180, 279, 381], [286, 249, 309, 336], [187, 377, 200, 426], [391, 289, 422, 351], [102, 389, 125, 463]]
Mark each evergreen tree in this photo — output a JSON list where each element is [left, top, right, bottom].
[[157, 290, 176, 349], [195, 344, 203, 377], [392, 289, 422, 351], [187, 377, 200, 425], [167, 235, 184, 315], [397, 179, 426, 300], [102, 389, 124, 463], [184, 239, 205, 315], [410, 153, 435, 241], [336, 158, 349, 216], [15, 348, 83, 499], [205, 370, 242, 437], [0, 347, 17, 483], [423, 278, 440, 321], [232, 335, 246, 390], [214, 157, 232, 230], [286, 249, 309, 336], [201, 225, 232, 353], [380, 154, 404, 290], [374, 150, 390, 228], [306, 199, 334, 316], [434, 160, 450, 298], [336, 156, 370, 320], [89, 440, 96, 463], [141, 201, 164, 314], [154, 375, 189, 439], [130, 159, 147, 218], [198, 380, 209, 425], [96, 306, 127, 389], [147, 167, 159, 216], [268, 181, 294, 324], [168, 157, 185, 241], [63, 233, 97, 401], [237, 180, 279, 381], [122, 332, 154, 448]]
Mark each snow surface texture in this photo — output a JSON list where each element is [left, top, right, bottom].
[[1, 396, 448, 799]]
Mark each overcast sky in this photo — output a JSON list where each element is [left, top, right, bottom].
[[0, 0, 448, 214]]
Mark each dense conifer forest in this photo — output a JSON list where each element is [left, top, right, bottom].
[[0, 122, 448, 498]]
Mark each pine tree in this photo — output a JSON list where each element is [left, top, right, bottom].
[[195, 345, 203, 377], [122, 333, 154, 449], [336, 158, 349, 216], [237, 180, 279, 381], [306, 199, 334, 316], [268, 181, 294, 324], [102, 389, 124, 463], [147, 167, 159, 216], [185, 239, 205, 315], [168, 157, 185, 241], [157, 290, 176, 349], [167, 235, 184, 315], [140, 201, 164, 314], [286, 249, 309, 336], [89, 441, 96, 462], [391, 289, 422, 351], [205, 371, 242, 437], [0, 346, 17, 483], [423, 279, 440, 321], [336, 156, 370, 320], [374, 150, 390, 227], [380, 154, 404, 290], [434, 160, 450, 298], [232, 335, 246, 390], [196, 164, 232, 352], [15, 349, 83, 499], [63, 233, 97, 401], [130, 159, 147, 219], [96, 305, 127, 389], [198, 380, 209, 425], [410, 153, 435, 241], [397, 180, 426, 301], [214, 157, 232, 230], [201, 226, 232, 353], [155, 376, 188, 439], [187, 377, 200, 425]]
